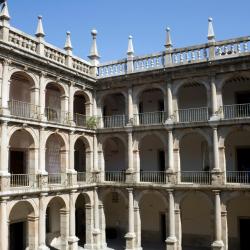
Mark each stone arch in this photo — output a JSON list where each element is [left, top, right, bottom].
[[8, 199, 38, 250], [97, 89, 127, 108], [9, 69, 37, 88], [74, 134, 92, 151], [73, 89, 92, 118], [43, 131, 68, 151], [100, 188, 128, 204], [45, 81, 67, 96]]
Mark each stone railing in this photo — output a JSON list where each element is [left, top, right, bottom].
[[97, 36, 250, 78], [5, 27, 93, 76]]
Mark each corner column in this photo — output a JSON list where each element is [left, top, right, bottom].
[[212, 191, 224, 250], [125, 188, 135, 250], [126, 129, 134, 183], [1, 59, 10, 115], [210, 74, 219, 120], [0, 197, 9, 250], [127, 87, 133, 124], [166, 189, 177, 250], [166, 82, 173, 122], [93, 187, 101, 248]]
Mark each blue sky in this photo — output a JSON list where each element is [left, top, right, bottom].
[[7, 0, 250, 62]]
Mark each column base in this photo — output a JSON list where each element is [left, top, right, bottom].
[[68, 236, 79, 250], [166, 236, 177, 250], [125, 232, 135, 250], [211, 240, 224, 250], [38, 244, 50, 250]]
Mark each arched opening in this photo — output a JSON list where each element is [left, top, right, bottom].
[[103, 137, 126, 182], [181, 193, 212, 250], [9, 201, 37, 250], [140, 192, 167, 250], [9, 129, 36, 187], [222, 76, 250, 119], [102, 93, 126, 128], [104, 191, 127, 249], [46, 197, 67, 249], [228, 195, 250, 250], [9, 72, 37, 118], [137, 88, 165, 125], [45, 83, 65, 123], [180, 133, 210, 183], [177, 82, 208, 122], [74, 91, 89, 127], [139, 134, 166, 183], [74, 138, 87, 182], [46, 134, 66, 184], [75, 194, 92, 248], [225, 130, 250, 183]]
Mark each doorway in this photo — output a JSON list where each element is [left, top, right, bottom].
[[9, 150, 26, 174], [236, 148, 250, 171], [9, 221, 26, 250], [239, 218, 250, 250]]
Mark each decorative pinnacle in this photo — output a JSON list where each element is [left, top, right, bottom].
[[0, 1, 10, 21], [127, 35, 134, 56], [165, 27, 172, 49], [88, 29, 100, 60], [207, 17, 215, 42], [35, 15, 45, 38], [64, 31, 72, 50]]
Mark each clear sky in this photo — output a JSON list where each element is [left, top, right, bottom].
[[6, 0, 250, 62]]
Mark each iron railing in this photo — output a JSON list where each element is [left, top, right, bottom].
[[226, 171, 250, 184], [102, 115, 127, 128], [74, 113, 87, 127], [45, 107, 69, 124], [181, 171, 211, 184], [105, 171, 126, 182], [140, 171, 166, 183], [10, 174, 32, 187], [77, 172, 86, 183], [176, 107, 209, 123], [134, 111, 166, 125], [222, 103, 250, 120], [48, 173, 62, 185], [9, 99, 38, 119]]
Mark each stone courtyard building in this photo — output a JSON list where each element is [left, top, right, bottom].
[[0, 2, 250, 250]]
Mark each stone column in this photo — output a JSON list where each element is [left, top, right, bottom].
[[133, 149, 140, 183], [0, 197, 9, 250], [93, 187, 100, 248], [84, 204, 94, 249], [166, 190, 177, 250], [38, 193, 49, 250], [221, 209, 228, 250], [166, 129, 176, 184], [68, 83, 75, 123], [0, 121, 9, 175], [93, 134, 99, 172], [61, 95, 69, 123], [125, 188, 135, 250], [210, 75, 219, 120], [39, 72, 46, 121], [68, 132, 77, 185], [166, 82, 173, 122], [211, 191, 224, 250], [1, 59, 10, 115], [126, 129, 134, 183], [28, 215, 39, 249], [68, 191, 79, 250], [134, 202, 142, 250], [99, 202, 107, 249], [127, 87, 133, 124], [175, 204, 182, 250], [60, 208, 69, 250]]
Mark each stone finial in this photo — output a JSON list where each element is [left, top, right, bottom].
[[64, 31, 72, 51], [127, 35, 134, 56], [207, 17, 215, 42], [0, 1, 10, 21], [88, 29, 100, 60], [165, 27, 172, 49], [35, 15, 45, 38]]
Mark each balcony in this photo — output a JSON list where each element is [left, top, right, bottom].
[[102, 115, 127, 128], [45, 107, 69, 124], [180, 171, 211, 184], [74, 113, 87, 127], [222, 103, 250, 120], [47, 173, 63, 185], [9, 99, 39, 119], [105, 171, 126, 182], [140, 171, 166, 183], [226, 171, 250, 184], [176, 107, 209, 123], [77, 172, 86, 183], [134, 111, 166, 125]]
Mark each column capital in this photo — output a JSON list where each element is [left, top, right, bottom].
[[40, 192, 48, 197], [0, 196, 9, 202], [213, 189, 221, 195], [70, 189, 77, 194], [167, 188, 174, 194], [127, 187, 134, 193]]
